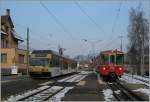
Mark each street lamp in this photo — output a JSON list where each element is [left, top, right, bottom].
[[82, 39, 102, 54], [82, 39, 102, 68]]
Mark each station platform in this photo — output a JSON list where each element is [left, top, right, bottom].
[[62, 73, 106, 101]]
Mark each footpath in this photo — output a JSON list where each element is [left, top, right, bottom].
[[1, 75, 29, 83]]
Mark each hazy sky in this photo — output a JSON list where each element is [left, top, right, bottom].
[[1, 0, 149, 58]]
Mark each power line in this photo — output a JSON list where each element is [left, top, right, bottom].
[[40, 1, 75, 40], [14, 22, 61, 48], [14, 22, 53, 42], [74, 1, 107, 35], [98, 37, 118, 51], [111, 1, 123, 33]]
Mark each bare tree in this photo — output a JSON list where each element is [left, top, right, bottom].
[[127, 5, 149, 75]]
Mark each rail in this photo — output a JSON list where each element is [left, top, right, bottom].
[[17, 86, 64, 101], [107, 80, 146, 101]]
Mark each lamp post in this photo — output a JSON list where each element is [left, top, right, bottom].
[[82, 39, 102, 54], [82, 39, 102, 68]]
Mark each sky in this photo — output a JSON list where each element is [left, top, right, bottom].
[[1, 0, 149, 58]]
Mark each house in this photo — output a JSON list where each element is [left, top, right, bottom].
[[1, 9, 27, 75]]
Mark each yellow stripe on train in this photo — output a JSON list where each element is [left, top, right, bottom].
[[30, 66, 49, 72]]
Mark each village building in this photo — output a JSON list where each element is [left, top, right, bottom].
[[1, 9, 27, 75]]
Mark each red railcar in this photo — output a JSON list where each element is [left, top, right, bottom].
[[97, 49, 124, 80]]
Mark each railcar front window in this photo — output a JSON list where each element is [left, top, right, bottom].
[[100, 54, 109, 65], [30, 59, 49, 66], [110, 55, 115, 64], [116, 54, 124, 65]]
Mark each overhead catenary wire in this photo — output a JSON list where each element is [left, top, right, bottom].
[[14, 22, 61, 48], [74, 1, 107, 35], [111, 1, 123, 33], [40, 1, 77, 41]]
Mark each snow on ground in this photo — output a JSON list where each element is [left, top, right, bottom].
[[49, 87, 73, 102], [66, 75, 83, 82], [120, 73, 149, 86], [39, 81, 54, 86], [114, 90, 120, 94], [102, 89, 114, 101], [5, 85, 50, 102], [133, 88, 150, 96], [80, 71, 93, 75], [124, 73, 149, 82], [75, 75, 87, 82], [58, 74, 77, 82]]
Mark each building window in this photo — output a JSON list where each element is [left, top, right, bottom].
[[1, 53, 7, 63], [6, 40, 8, 48], [1, 39, 5, 48], [19, 54, 24, 64]]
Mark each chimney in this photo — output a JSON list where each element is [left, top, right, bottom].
[[6, 9, 10, 16]]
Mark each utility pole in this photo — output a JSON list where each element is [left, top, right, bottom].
[[119, 36, 123, 51], [27, 28, 29, 75], [59, 46, 66, 71]]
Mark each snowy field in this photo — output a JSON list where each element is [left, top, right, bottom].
[[120, 73, 149, 86], [120, 73, 149, 96]]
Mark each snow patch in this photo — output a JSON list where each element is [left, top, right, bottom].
[[49, 87, 73, 101], [66, 75, 84, 82], [80, 71, 93, 75], [120, 73, 149, 86], [74, 75, 87, 82], [114, 90, 120, 94], [133, 88, 150, 96], [5, 85, 50, 101], [58, 74, 77, 82], [103, 89, 113, 101], [39, 81, 54, 86]]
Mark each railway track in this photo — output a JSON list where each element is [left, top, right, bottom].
[[17, 86, 64, 101], [16, 74, 87, 101], [107, 80, 146, 101]]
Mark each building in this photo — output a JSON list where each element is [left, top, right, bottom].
[[1, 9, 27, 75]]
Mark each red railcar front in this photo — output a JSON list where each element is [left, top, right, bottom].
[[97, 50, 124, 80]]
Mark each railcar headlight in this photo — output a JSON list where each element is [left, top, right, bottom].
[[103, 67, 106, 70], [119, 67, 122, 70]]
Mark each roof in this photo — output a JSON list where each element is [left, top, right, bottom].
[[32, 50, 53, 54], [32, 50, 59, 56], [1, 15, 23, 41], [100, 50, 124, 55], [32, 50, 75, 61], [1, 15, 14, 28], [11, 29, 24, 41]]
